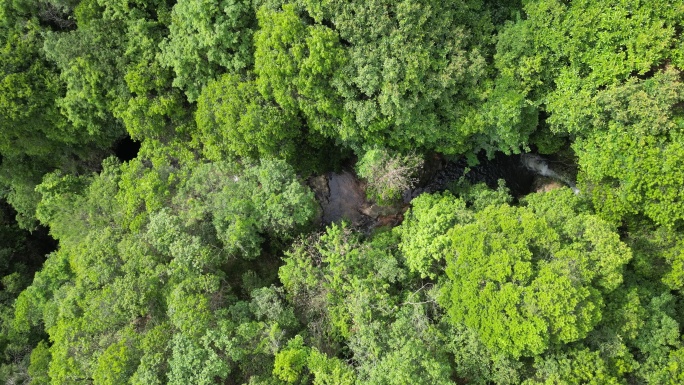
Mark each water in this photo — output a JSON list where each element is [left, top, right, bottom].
[[310, 152, 574, 227], [420, 152, 536, 198], [521, 154, 579, 194]]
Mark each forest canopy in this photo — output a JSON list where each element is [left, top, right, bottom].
[[1, 0, 684, 384]]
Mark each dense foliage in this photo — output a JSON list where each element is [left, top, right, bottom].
[[1, 0, 684, 383]]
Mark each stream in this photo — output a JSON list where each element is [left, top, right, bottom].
[[309, 152, 577, 228]]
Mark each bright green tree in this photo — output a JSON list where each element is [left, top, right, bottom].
[[493, 0, 684, 224], [441, 190, 631, 357], [397, 192, 471, 278], [254, 3, 348, 141]]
